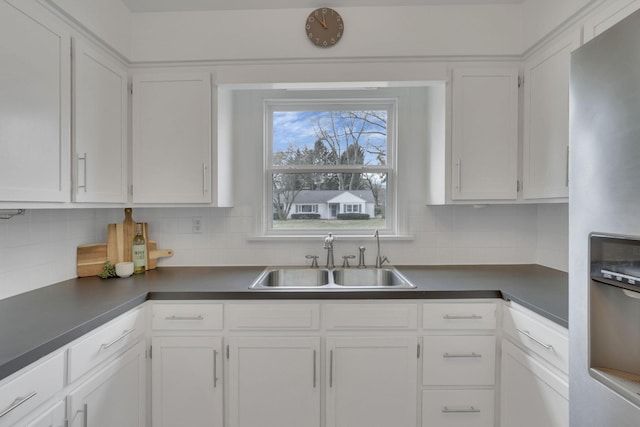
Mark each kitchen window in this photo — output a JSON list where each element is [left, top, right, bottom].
[[264, 98, 397, 235]]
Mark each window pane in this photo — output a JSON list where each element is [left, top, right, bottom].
[[272, 172, 386, 230], [272, 110, 388, 167]]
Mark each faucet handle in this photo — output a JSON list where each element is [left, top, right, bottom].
[[342, 255, 356, 268], [305, 255, 319, 268]]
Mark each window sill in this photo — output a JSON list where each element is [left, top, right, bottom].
[[246, 234, 414, 242]]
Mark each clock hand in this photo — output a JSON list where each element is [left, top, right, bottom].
[[319, 15, 328, 29]]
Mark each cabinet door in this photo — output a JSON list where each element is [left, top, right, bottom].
[[500, 339, 568, 427], [67, 340, 145, 427], [326, 336, 417, 427], [152, 336, 223, 427], [227, 336, 320, 427], [0, 0, 70, 202], [451, 68, 518, 201], [522, 31, 580, 200], [25, 400, 65, 427], [73, 39, 128, 203], [132, 73, 212, 203]]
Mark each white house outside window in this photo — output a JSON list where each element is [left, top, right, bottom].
[[264, 98, 397, 235]]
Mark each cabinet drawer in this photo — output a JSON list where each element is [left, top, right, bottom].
[[68, 307, 145, 383], [152, 303, 223, 330], [423, 302, 497, 330], [0, 352, 65, 427], [422, 336, 496, 386], [226, 303, 320, 330], [422, 389, 494, 427], [325, 303, 418, 330], [503, 304, 568, 374]]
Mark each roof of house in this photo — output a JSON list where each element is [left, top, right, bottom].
[[292, 190, 375, 203]]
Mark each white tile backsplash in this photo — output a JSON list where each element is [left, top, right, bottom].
[[0, 202, 569, 301]]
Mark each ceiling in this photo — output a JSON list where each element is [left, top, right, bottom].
[[121, 0, 524, 13]]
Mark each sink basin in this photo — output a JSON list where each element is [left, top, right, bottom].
[[250, 268, 330, 289], [249, 267, 416, 289], [333, 268, 416, 288]]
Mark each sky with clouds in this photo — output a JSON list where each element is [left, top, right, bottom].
[[272, 110, 387, 165]]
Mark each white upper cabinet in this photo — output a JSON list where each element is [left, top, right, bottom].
[[132, 72, 212, 204], [451, 67, 519, 201], [522, 31, 580, 200], [583, 0, 640, 43], [73, 39, 128, 203], [0, 0, 70, 202]]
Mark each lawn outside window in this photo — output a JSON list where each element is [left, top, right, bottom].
[[264, 98, 397, 236]]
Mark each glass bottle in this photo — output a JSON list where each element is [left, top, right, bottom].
[[132, 223, 146, 274]]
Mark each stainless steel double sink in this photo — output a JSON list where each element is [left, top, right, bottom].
[[249, 266, 416, 290]]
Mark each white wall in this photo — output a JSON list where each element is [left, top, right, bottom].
[[129, 5, 523, 62], [536, 203, 569, 271], [89, 204, 539, 268], [0, 209, 100, 299], [46, 0, 132, 58]]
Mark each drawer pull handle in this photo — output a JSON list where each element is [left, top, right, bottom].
[[165, 315, 204, 321], [0, 391, 37, 417], [517, 329, 553, 350], [443, 314, 483, 320], [443, 352, 482, 358], [100, 328, 136, 350], [442, 406, 480, 413]]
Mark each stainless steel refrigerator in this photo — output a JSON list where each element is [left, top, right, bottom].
[[570, 8, 640, 427]]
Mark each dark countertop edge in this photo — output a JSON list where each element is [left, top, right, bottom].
[[147, 289, 502, 300], [502, 291, 568, 328], [0, 294, 148, 382]]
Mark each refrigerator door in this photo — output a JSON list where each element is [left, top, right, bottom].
[[570, 7, 640, 427]]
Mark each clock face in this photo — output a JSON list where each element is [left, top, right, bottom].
[[306, 8, 344, 47]]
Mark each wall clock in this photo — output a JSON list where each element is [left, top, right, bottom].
[[305, 8, 344, 47]]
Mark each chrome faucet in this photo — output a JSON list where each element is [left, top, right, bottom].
[[374, 229, 389, 268], [324, 232, 335, 269]]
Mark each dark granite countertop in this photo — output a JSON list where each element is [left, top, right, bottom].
[[0, 264, 567, 381]]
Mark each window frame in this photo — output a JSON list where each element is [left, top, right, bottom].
[[263, 97, 398, 236]]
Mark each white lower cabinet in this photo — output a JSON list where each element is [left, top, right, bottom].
[[500, 302, 568, 427], [422, 389, 495, 427], [227, 336, 320, 427], [422, 335, 496, 386], [24, 400, 65, 427], [326, 336, 418, 427], [151, 336, 223, 427], [67, 339, 146, 427], [421, 301, 498, 427], [0, 352, 65, 427], [500, 340, 568, 427]]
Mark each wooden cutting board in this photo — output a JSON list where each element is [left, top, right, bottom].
[[107, 208, 136, 264]]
